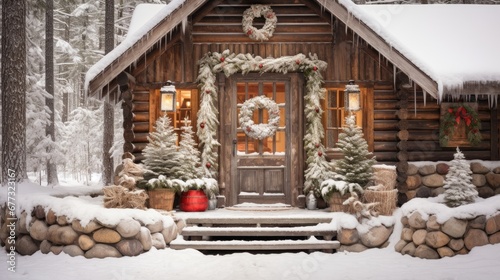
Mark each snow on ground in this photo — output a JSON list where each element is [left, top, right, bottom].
[[2, 240, 500, 280], [1, 183, 500, 279]]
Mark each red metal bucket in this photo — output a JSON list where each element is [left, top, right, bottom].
[[179, 190, 208, 212]]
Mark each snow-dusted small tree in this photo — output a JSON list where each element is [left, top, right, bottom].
[[443, 147, 478, 207], [178, 118, 202, 180], [142, 114, 183, 180], [333, 115, 376, 187]]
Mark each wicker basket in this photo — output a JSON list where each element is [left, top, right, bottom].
[[329, 192, 355, 213], [363, 189, 397, 216], [372, 165, 397, 191], [148, 189, 175, 211]]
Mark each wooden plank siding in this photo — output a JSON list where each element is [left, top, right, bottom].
[[122, 0, 499, 166]]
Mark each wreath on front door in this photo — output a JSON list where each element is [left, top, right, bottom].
[[242, 5, 277, 41], [239, 95, 280, 140]]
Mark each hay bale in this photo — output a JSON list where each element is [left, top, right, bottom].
[[372, 164, 397, 190], [363, 189, 397, 216], [103, 185, 148, 209]]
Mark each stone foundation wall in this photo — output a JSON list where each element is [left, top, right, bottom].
[[406, 162, 500, 200], [395, 212, 500, 259], [0, 205, 182, 258], [337, 224, 394, 252]]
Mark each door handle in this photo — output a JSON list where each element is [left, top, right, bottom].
[[232, 139, 237, 156]]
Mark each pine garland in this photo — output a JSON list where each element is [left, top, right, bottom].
[[196, 50, 331, 194]]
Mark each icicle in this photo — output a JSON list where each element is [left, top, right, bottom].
[[378, 53, 381, 74], [393, 65, 396, 91], [414, 82, 417, 117], [182, 17, 187, 34], [423, 89, 427, 107]]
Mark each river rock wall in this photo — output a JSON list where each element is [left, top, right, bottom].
[[0, 205, 182, 258]]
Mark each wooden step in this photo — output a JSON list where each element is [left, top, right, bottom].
[[181, 226, 336, 239], [170, 238, 340, 251], [185, 216, 332, 226]]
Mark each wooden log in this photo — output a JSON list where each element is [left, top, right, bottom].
[[374, 101, 398, 110], [133, 153, 145, 163], [396, 162, 409, 173], [123, 130, 135, 143], [397, 192, 408, 206], [396, 140, 408, 150], [122, 104, 134, 131], [374, 111, 398, 120], [373, 142, 398, 152], [132, 102, 149, 112], [397, 130, 409, 141], [407, 120, 439, 130], [398, 99, 409, 108], [132, 91, 150, 102], [133, 142, 147, 153], [397, 120, 409, 130], [396, 109, 408, 120], [123, 142, 134, 154], [397, 174, 408, 183], [374, 120, 398, 131], [122, 90, 133, 102], [117, 71, 136, 86], [406, 111, 440, 121], [132, 112, 150, 122], [397, 151, 409, 162], [133, 133, 149, 143], [373, 91, 396, 100], [133, 122, 150, 133], [374, 131, 398, 142], [397, 182, 408, 193], [372, 152, 397, 162]]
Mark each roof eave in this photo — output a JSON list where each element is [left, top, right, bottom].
[[87, 0, 208, 97], [318, 0, 439, 99]]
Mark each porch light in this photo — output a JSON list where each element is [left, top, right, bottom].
[[160, 81, 176, 112], [345, 80, 361, 112]]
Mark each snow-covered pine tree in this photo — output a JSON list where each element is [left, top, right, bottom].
[[178, 118, 202, 180], [142, 114, 183, 180], [443, 147, 478, 207], [334, 115, 376, 187]]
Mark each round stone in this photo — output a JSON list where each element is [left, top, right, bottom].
[[93, 228, 121, 244]]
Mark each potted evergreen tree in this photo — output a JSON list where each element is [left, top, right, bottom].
[[323, 115, 376, 212], [137, 114, 183, 211]]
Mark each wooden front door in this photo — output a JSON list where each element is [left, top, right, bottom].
[[220, 73, 304, 206]]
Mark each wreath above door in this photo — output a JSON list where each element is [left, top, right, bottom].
[[242, 5, 277, 41]]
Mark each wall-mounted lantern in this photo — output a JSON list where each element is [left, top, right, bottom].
[[344, 80, 361, 113], [160, 81, 176, 112]]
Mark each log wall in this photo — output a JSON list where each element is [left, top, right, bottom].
[[122, 0, 500, 165]]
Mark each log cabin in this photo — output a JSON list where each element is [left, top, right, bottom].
[[85, 0, 500, 207]]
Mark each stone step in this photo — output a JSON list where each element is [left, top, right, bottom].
[[181, 226, 336, 239], [170, 237, 340, 251]]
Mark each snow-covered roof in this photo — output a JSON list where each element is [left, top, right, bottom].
[[84, 0, 188, 94], [86, 0, 500, 102], [344, 2, 500, 99]]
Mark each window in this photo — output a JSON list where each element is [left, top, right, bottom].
[[153, 88, 199, 143], [323, 88, 363, 149]]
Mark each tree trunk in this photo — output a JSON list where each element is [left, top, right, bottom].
[[1, 0, 27, 184], [46, 0, 59, 186], [103, 100, 115, 185], [102, 0, 115, 185]]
